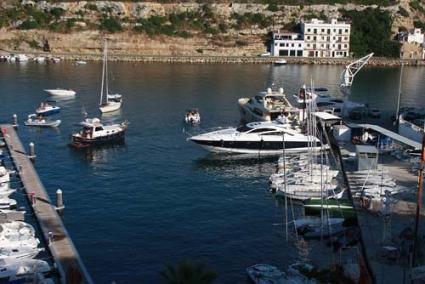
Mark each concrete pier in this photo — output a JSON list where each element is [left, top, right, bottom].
[[1, 124, 93, 284]]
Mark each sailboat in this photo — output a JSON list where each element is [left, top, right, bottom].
[[99, 40, 122, 113]]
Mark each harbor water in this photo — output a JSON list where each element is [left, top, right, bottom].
[[0, 62, 424, 283]]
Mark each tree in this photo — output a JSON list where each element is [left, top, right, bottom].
[[160, 260, 218, 284]]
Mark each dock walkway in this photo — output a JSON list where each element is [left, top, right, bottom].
[[1, 124, 93, 284], [349, 123, 421, 150]]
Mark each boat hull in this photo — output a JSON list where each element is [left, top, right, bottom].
[[100, 102, 121, 113], [70, 130, 126, 148], [35, 108, 60, 116], [24, 120, 61, 127], [191, 138, 321, 155], [44, 89, 76, 97]]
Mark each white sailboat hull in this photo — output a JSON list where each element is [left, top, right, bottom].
[[99, 101, 121, 113]]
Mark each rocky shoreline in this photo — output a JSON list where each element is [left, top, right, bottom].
[[6, 51, 425, 66]]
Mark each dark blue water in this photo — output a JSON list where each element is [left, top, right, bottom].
[[0, 62, 424, 283]]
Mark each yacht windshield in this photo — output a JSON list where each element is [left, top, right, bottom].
[[236, 125, 252, 132]]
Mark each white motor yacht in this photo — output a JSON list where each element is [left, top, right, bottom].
[[189, 121, 321, 155], [44, 89, 76, 97], [0, 246, 43, 260], [238, 87, 297, 122]]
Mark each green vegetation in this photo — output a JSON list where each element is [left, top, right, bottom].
[[84, 3, 98, 11], [160, 260, 217, 284], [414, 20, 425, 30], [409, 0, 425, 14], [133, 6, 223, 38], [39, 0, 397, 5], [340, 8, 400, 57], [397, 7, 409, 17], [100, 16, 122, 33], [231, 13, 272, 29], [49, 7, 65, 19]]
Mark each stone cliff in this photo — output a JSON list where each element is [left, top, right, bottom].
[[0, 1, 424, 56]]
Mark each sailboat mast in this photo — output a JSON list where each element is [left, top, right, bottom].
[[395, 62, 403, 126], [413, 133, 425, 267], [99, 40, 106, 106], [105, 40, 109, 98], [282, 128, 288, 242]]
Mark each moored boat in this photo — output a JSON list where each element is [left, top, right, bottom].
[[35, 102, 60, 116], [189, 121, 321, 155], [44, 89, 76, 97], [274, 59, 287, 65], [70, 118, 128, 148], [99, 40, 123, 113], [184, 109, 201, 124], [238, 87, 298, 122], [24, 114, 61, 128]]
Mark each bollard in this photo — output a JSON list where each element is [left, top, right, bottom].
[[12, 114, 18, 128], [55, 189, 65, 214], [48, 231, 53, 245], [28, 142, 36, 160], [30, 192, 36, 205]]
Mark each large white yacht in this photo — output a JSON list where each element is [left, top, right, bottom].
[[189, 121, 321, 154], [238, 87, 298, 122]]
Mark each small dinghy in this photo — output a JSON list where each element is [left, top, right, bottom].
[[184, 109, 201, 124], [274, 59, 287, 65], [35, 102, 60, 116], [44, 88, 76, 97], [25, 114, 61, 128], [75, 60, 87, 65]]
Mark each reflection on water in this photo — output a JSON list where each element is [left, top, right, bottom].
[[71, 141, 127, 165], [195, 154, 278, 179]]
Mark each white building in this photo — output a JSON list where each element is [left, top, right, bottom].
[[271, 31, 304, 57], [406, 28, 424, 45], [301, 18, 351, 58]]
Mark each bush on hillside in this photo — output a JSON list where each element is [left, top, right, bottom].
[[100, 16, 122, 32], [340, 8, 400, 57]]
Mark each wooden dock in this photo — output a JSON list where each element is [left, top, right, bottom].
[[1, 124, 93, 284]]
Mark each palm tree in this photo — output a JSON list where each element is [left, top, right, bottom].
[[160, 259, 218, 284]]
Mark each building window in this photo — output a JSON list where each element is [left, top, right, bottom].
[[344, 37, 348, 41], [344, 44, 347, 48], [298, 43, 302, 47], [345, 29, 348, 33], [321, 28, 325, 33], [279, 43, 284, 46], [314, 29, 317, 34], [290, 50, 296, 56], [313, 36, 316, 41], [339, 29, 342, 34], [307, 44, 310, 47], [307, 28, 311, 32], [307, 36, 310, 40], [291, 43, 294, 47], [333, 29, 336, 32], [297, 50, 302, 56], [327, 29, 331, 34]]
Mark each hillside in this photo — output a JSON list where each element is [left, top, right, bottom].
[[0, 0, 424, 57]]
